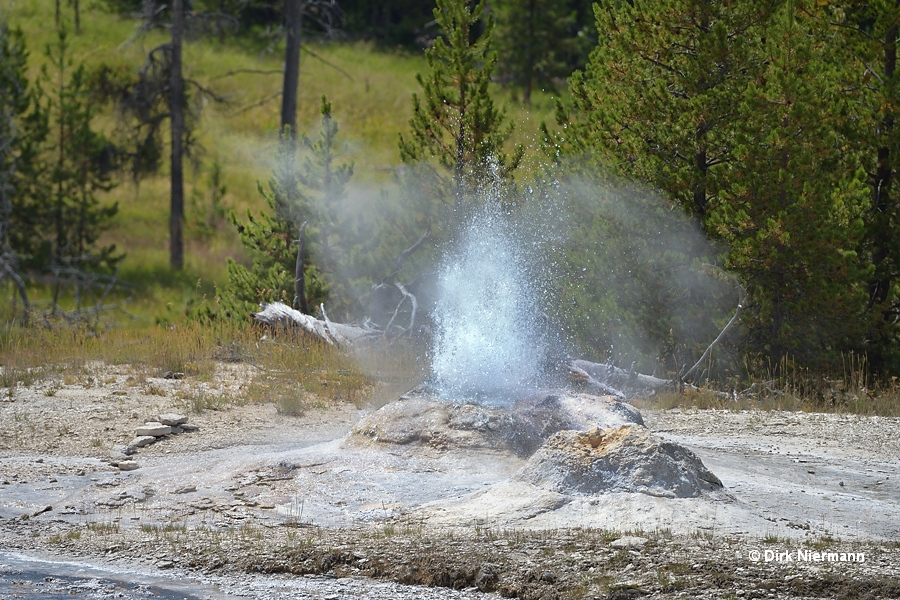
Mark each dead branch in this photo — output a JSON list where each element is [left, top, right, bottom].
[[253, 301, 377, 345], [301, 45, 354, 82], [681, 282, 746, 384], [0, 259, 30, 324], [571, 359, 674, 394], [210, 68, 283, 81], [383, 227, 431, 285], [384, 281, 418, 337], [568, 363, 626, 399], [229, 91, 282, 117], [396, 282, 417, 334], [293, 222, 309, 314]]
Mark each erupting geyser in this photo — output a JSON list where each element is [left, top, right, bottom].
[[430, 200, 547, 403]]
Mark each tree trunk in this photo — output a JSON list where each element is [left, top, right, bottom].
[[253, 301, 375, 345], [281, 0, 303, 141], [169, 0, 185, 270], [523, 0, 535, 106], [293, 221, 309, 314], [869, 20, 897, 308]]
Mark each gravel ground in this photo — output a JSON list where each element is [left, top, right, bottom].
[[2, 363, 900, 598]]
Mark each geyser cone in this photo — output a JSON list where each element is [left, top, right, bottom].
[[431, 201, 547, 403]]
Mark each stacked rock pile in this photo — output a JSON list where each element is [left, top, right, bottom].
[[111, 413, 199, 471]]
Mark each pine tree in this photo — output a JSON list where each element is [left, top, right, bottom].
[[221, 98, 354, 319], [35, 28, 120, 280], [492, 0, 577, 104], [0, 22, 46, 317], [545, 0, 777, 371], [549, 0, 874, 372], [824, 1, 900, 370], [558, 0, 776, 225], [398, 0, 523, 227], [706, 6, 870, 367]]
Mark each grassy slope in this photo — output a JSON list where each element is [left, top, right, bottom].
[[6, 0, 558, 322]]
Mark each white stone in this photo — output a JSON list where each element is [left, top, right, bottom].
[[610, 536, 648, 549], [129, 435, 157, 448], [158, 413, 187, 426], [135, 422, 172, 437], [118, 460, 139, 471]]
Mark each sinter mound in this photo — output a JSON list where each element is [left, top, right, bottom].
[[345, 388, 643, 457], [514, 424, 724, 498]]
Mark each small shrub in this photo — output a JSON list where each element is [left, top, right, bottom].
[[276, 390, 307, 416]]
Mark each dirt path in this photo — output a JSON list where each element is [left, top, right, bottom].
[[2, 364, 899, 598]]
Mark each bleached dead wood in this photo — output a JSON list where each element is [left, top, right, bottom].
[[570, 359, 674, 396], [567, 363, 627, 399], [253, 302, 376, 345], [681, 284, 746, 384]]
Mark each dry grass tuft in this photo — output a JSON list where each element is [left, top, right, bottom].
[[0, 320, 426, 411], [635, 353, 900, 417]]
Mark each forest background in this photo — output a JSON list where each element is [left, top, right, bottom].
[[1, 0, 899, 397]]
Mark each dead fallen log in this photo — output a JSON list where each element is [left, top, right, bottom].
[[567, 363, 627, 399], [252, 304, 674, 396], [253, 302, 377, 345], [570, 359, 674, 397]]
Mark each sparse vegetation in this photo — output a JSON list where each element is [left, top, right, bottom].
[[633, 353, 900, 417]]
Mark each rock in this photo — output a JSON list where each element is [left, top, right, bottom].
[[610, 535, 648, 549], [109, 451, 130, 464], [135, 422, 172, 437], [118, 460, 139, 471], [190, 497, 216, 510], [113, 444, 136, 456], [158, 413, 187, 426], [169, 426, 183, 434], [474, 563, 500, 592], [513, 425, 723, 498], [345, 389, 643, 457], [180, 423, 200, 432], [174, 485, 196, 494], [129, 436, 157, 448]]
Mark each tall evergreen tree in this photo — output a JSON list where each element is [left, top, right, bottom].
[[36, 28, 120, 280], [550, 0, 874, 372], [492, 0, 577, 104], [824, 1, 900, 369], [0, 22, 45, 318], [398, 0, 523, 227], [707, 5, 870, 367], [97, 0, 222, 272], [222, 99, 356, 319], [558, 0, 777, 226]]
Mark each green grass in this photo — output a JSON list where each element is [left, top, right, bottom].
[[5, 0, 560, 324]]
